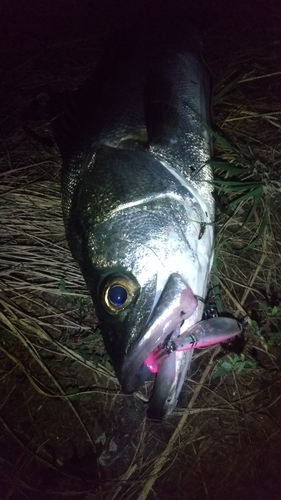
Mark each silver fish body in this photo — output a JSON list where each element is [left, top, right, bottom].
[[51, 15, 214, 419]]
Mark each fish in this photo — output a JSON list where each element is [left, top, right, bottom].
[[50, 11, 217, 419]]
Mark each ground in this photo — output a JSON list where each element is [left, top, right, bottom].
[[1, 1, 281, 499]]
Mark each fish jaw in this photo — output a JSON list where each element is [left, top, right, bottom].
[[120, 273, 198, 394], [144, 316, 243, 419], [147, 348, 194, 420]]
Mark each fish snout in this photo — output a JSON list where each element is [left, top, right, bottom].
[[119, 274, 199, 394]]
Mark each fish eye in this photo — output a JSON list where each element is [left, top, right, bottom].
[[102, 275, 138, 313], [108, 285, 128, 307]]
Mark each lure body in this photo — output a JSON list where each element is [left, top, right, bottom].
[[145, 317, 243, 373]]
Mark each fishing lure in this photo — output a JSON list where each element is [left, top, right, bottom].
[[145, 316, 243, 373]]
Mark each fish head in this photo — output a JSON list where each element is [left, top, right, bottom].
[[68, 145, 213, 411]]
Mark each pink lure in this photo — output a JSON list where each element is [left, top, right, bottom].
[[144, 317, 243, 374]]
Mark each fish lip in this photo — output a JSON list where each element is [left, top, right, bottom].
[[120, 329, 173, 394]]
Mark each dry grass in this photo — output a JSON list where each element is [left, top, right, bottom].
[[1, 2, 281, 500]]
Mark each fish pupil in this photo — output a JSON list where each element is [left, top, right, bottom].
[[109, 285, 128, 306]]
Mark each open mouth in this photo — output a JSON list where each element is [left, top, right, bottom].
[[118, 269, 244, 419], [120, 273, 198, 393], [120, 296, 244, 395], [120, 329, 178, 393], [143, 330, 179, 373]]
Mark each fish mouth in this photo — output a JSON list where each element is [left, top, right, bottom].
[[120, 273, 198, 394], [120, 329, 180, 394]]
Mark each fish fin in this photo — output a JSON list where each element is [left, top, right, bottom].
[[144, 51, 209, 148]]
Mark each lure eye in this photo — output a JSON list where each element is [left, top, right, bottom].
[[108, 285, 128, 307], [102, 275, 138, 313]]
